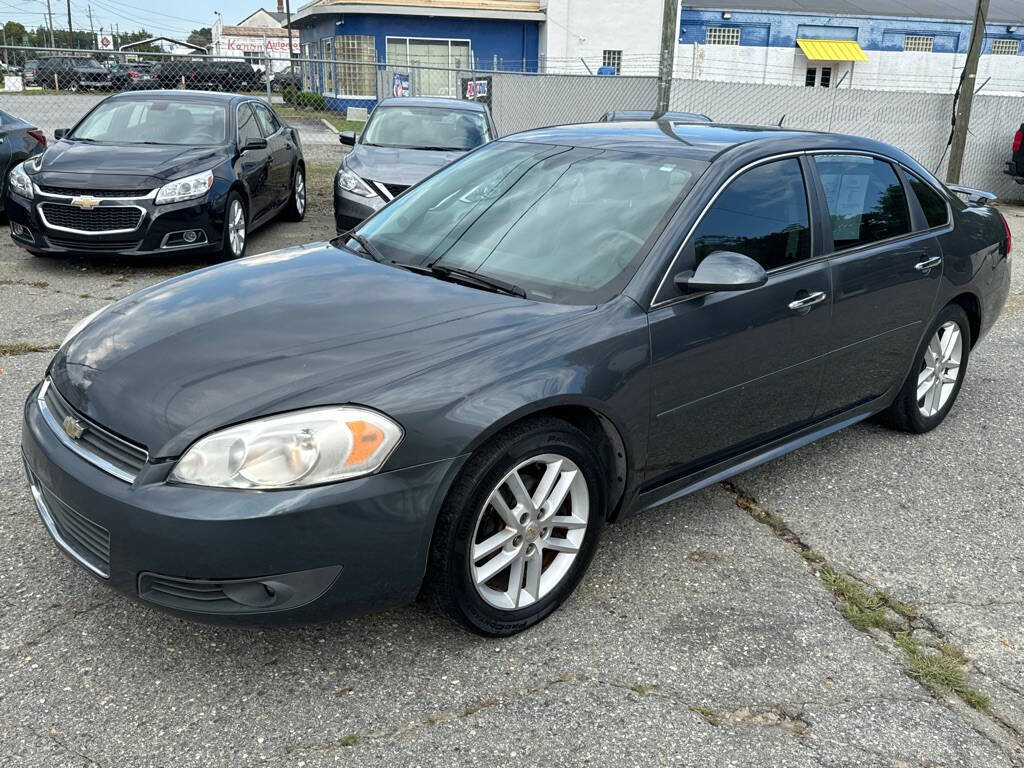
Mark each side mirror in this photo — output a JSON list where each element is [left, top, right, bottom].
[[674, 251, 767, 293], [339, 131, 357, 146], [54, 128, 68, 140], [241, 136, 267, 152]]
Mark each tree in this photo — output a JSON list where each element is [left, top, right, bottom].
[[187, 27, 211, 49], [3, 21, 28, 45]]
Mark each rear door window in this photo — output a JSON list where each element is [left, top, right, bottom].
[[905, 171, 950, 230], [691, 157, 811, 272], [252, 103, 281, 137], [237, 104, 262, 145], [814, 155, 911, 250]]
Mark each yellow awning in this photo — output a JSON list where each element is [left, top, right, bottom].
[[797, 39, 868, 62]]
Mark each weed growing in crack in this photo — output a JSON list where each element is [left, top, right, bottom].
[[339, 734, 359, 747], [464, 697, 499, 716], [0, 342, 57, 357], [819, 566, 904, 632], [690, 705, 723, 726], [631, 682, 656, 695], [895, 634, 990, 711]]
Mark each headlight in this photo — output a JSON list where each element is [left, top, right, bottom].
[[337, 166, 376, 198], [155, 169, 214, 205], [169, 407, 403, 489], [8, 162, 34, 199], [62, 305, 110, 347]]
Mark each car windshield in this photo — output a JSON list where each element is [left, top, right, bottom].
[[76, 58, 103, 68], [361, 105, 491, 151], [350, 141, 706, 304], [70, 98, 228, 145]]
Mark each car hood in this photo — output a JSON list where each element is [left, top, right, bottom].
[[32, 140, 227, 187], [344, 144, 466, 186], [50, 242, 589, 457]]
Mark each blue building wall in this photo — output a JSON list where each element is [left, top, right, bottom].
[[298, 13, 539, 69], [679, 9, 1024, 55]]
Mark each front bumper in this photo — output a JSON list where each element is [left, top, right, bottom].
[[21, 381, 464, 624], [5, 188, 223, 257], [1006, 160, 1024, 183], [334, 185, 385, 233]]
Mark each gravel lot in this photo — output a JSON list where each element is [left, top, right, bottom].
[[0, 201, 1022, 767]]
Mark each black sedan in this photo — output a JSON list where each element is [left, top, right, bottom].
[[334, 96, 495, 231], [21, 121, 1011, 636], [1, 109, 46, 202], [5, 91, 305, 259]]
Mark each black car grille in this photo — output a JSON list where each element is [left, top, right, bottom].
[[367, 180, 409, 199], [39, 203, 142, 233], [45, 236, 142, 252], [42, 380, 148, 480], [39, 185, 151, 198], [27, 466, 111, 578]]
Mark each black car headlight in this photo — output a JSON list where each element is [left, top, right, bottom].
[[337, 166, 376, 198], [8, 162, 34, 199], [155, 169, 214, 205], [169, 407, 404, 489]]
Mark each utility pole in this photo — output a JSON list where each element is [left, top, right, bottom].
[[947, 0, 989, 184], [654, 0, 679, 116], [88, 5, 95, 48], [66, 0, 73, 48], [285, 0, 295, 79], [45, 0, 56, 49]]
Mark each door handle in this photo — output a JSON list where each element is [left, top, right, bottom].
[[914, 255, 942, 273], [788, 291, 827, 311]]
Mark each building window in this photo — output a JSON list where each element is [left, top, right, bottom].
[[385, 37, 473, 97], [904, 35, 934, 52], [334, 34, 375, 96], [992, 38, 1021, 56], [805, 66, 832, 87], [602, 49, 622, 74], [705, 27, 741, 46]]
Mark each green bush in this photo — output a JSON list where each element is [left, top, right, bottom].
[[281, 87, 326, 111]]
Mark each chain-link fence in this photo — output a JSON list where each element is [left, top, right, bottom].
[[2, 45, 1021, 198]]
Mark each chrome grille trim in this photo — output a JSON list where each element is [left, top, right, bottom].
[[37, 202, 146, 236], [37, 379, 148, 483]]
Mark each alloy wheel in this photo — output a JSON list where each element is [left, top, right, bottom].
[[228, 199, 246, 256], [295, 170, 306, 215], [469, 453, 590, 611], [917, 321, 962, 417]]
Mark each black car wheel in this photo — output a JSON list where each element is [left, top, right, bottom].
[[218, 192, 248, 261], [425, 416, 605, 636], [881, 303, 971, 434], [281, 165, 306, 222]]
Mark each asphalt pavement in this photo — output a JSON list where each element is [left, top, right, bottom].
[[0, 203, 1021, 767]]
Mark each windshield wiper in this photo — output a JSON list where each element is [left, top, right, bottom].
[[344, 231, 386, 263], [430, 265, 527, 298]]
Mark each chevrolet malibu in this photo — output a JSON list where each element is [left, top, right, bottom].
[[22, 122, 1012, 636]]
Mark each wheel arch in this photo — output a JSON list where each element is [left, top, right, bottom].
[[947, 291, 981, 347], [462, 398, 632, 521]]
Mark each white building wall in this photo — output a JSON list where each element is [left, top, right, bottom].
[[540, 0, 667, 73]]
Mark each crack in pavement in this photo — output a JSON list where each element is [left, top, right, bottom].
[[15, 724, 106, 768], [721, 480, 1024, 765], [22, 599, 113, 648]]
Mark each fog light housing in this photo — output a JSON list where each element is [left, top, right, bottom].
[[10, 222, 32, 240], [161, 229, 208, 248], [183, 230, 198, 243]]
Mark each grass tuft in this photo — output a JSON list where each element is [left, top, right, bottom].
[[631, 682, 656, 695], [895, 634, 990, 711], [819, 567, 902, 631], [0, 342, 56, 357], [689, 705, 723, 726], [464, 697, 499, 716], [339, 733, 359, 747]]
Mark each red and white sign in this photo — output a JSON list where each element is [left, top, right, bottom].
[[99, 34, 113, 51], [225, 37, 299, 54]]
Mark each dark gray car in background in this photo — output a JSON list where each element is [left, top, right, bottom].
[[334, 96, 496, 231], [0, 109, 46, 201], [21, 121, 1012, 637]]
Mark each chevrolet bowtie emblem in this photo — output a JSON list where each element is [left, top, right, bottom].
[[61, 415, 86, 440], [71, 196, 101, 210]]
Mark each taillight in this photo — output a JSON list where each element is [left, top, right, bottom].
[[27, 128, 46, 148], [128, 70, 139, 78], [1000, 211, 1013, 256], [1014, 129, 1023, 154]]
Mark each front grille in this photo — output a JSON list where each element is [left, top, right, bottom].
[[39, 185, 151, 198], [382, 182, 409, 198], [46, 236, 142, 252], [39, 203, 143, 233], [41, 379, 148, 482], [27, 466, 110, 578]]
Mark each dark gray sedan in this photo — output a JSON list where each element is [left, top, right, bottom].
[[334, 96, 495, 231], [22, 121, 1011, 636], [0, 109, 46, 200]]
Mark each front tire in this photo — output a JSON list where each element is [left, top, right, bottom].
[[425, 417, 605, 636], [881, 303, 971, 433], [281, 165, 306, 222], [218, 192, 248, 261]]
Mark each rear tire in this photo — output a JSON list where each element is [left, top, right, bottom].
[[424, 417, 605, 636], [880, 303, 971, 434]]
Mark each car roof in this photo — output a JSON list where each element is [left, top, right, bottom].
[[501, 120, 919, 166], [105, 89, 246, 105], [375, 96, 487, 113]]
